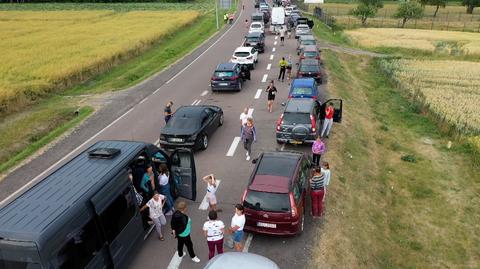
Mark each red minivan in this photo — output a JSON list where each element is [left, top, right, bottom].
[[241, 151, 310, 236]]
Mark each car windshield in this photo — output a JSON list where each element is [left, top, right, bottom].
[[302, 40, 316, 45], [244, 190, 291, 212], [300, 64, 320, 72], [282, 112, 311, 125], [304, 51, 318, 57], [252, 15, 263, 21], [292, 87, 313, 96], [235, 52, 251, 57], [246, 37, 260, 42], [297, 26, 309, 30], [214, 71, 235, 77]]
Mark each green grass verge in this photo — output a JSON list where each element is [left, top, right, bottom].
[[0, 106, 93, 175], [306, 14, 351, 46]]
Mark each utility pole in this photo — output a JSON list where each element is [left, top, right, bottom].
[[215, 0, 219, 30]]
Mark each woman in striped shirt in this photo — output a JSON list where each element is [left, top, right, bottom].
[[310, 167, 326, 217]]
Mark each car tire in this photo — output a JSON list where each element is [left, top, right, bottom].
[[200, 134, 208, 150], [219, 114, 224, 126], [238, 80, 242, 91]]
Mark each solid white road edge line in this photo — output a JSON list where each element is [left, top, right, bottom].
[[201, 90, 208, 96], [0, 7, 246, 207], [247, 108, 254, 117], [243, 234, 253, 252], [254, 89, 262, 99], [272, 47, 276, 52], [226, 137, 241, 157], [270, 54, 274, 60], [165, 7, 244, 85], [198, 180, 222, 210], [0, 105, 136, 207], [267, 63, 271, 70], [261, 74, 268, 83], [166, 251, 183, 269]]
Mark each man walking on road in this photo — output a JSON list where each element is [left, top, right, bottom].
[[321, 102, 334, 138], [171, 200, 201, 263], [279, 26, 286, 46], [164, 101, 173, 124], [278, 57, 288, 82]]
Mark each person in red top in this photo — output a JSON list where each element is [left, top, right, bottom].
[[321, 102, 334, 138]]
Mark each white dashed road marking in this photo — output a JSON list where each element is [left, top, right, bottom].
[[261, 74, 268, 83], [267, 63, 271, 70], [166, 252, 183, 269], [247, 108, 254, 117], [199, 180, 222, 210], [243, 234, 254, 252], [275, 36, 278, 40], [274, 41, 277, 45], [272, 47, 276, 52], [201, 90, 208, 96], [270, 54, 274, 60], [254, 89, 262, 99], [226, 137, 241, 157]]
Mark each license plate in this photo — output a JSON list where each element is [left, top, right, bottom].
[[257, 222, 276, 228], [291, 140, 302, 144], [169, 138, 184, 143], [219, 83, 228, 86]]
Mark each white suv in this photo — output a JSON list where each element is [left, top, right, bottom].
[[231, 47, 259, 69], [249, 22, 265, 34]]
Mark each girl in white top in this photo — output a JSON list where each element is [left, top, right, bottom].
[[140, 191, 166, 241], [228, 204, 246, 252], [321, 162, 331, 202], [203, 174, 219, 212]]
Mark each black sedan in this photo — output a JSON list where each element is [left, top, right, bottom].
[[159, 105, 223, 151]]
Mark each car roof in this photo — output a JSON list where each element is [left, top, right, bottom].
[[235, 47, 253, 52], [300, 35, 315, 40], [291, 78, 316, 87], [246, 32, 263, 37], [252, 12, 264, 16], [216, 62, 237, 70], [297, 24, 309, 28], [175, 105, 215, 118], [285, 98, 315, 113], [253, 151, 302, 183], [300, 59, 320, 65], [249, 175, 291, 193], [205, 252, 279, 269], [302, 45, 318, 52]]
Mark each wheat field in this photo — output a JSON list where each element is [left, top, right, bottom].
[[0, 10, 199, 113], [345, 28, 480, 54], [380, 59, 480, 134]]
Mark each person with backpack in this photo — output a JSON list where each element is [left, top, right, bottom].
[[171, 200, 201, 263]]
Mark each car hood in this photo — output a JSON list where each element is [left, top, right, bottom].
[[161, 121, 199, 136]]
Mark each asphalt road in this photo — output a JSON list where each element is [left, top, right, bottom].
[[0, 2, 334, 268]]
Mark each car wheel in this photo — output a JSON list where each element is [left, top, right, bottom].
[[219, 114, 224, 126], [201, 134, 208, 150], [238, 80, 242, 90]]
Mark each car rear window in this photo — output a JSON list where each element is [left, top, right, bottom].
[[297, 26, 309, 30], [300, 64, 320, 72], [246, 37, 260, 42], [214, 71, 235, 77], [302, 40, 316, 45], [282, 112, 311, 125], [251, 24, 261, 28], [303, 51, 318, 57], [244, 190, 291, 212], [235, 52, 251, 57], [292, 87, 313, 96]]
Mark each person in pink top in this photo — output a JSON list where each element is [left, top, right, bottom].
[[311, 136, 325, 167]]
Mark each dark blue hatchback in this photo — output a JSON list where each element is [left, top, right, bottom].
[[288, 78, 319, 99], [210, 62, 250, 91]]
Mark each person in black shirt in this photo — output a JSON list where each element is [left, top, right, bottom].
[[265, 80, 277, 113], [164, 101, 173, 124]]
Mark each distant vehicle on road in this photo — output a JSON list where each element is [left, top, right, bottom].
[[160, 105, 224, 151], [242, 151, 311, 235], [285, 6, 294, 16], [296, 34, 317, 55], [276, 98, 343, 144], [231, 46, 259, 70], [297, 58, 323, 83], [295, 24, 311, 39], [299, 45, 321, 63], [288, 78, 319, 99], [244, 32, 266, 53], [204, 252, 280, 269], [211, 62, 250, 91], [251, 12, 265, 24], [0, 140, 197, 269], [270, 7, 285, 34], [249, 21, 265, 34]]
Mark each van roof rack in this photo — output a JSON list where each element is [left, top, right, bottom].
[[88, 147, 121, 159]]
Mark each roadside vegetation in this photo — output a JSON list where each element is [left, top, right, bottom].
[[0, 2, 225, 176], [309, 50, 480, 268]]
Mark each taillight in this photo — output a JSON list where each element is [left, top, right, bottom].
[[230, 75, 239, 81], [297, 72, 303, 77], [241, 189, 248, 202], [289, 193, 297, 217], [211, 76, 218, 80], [300, 56, 305, 59], [317, 73, 321, 78], [276, 113, 284, 131], [310, 114, 316, 132]]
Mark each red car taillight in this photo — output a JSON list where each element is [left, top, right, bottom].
[[230, 75, 239, 81], [297, 72, 303, 77], [211, 76, 218, 81], [276, 113, 284, 131], [241, 189, 248, 202], [289, 193, 297, 218], [310, 114, 316, 132]]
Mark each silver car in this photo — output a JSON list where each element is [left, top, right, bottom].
[[295, 24, 311, 39], [204, 252, 280, 269], [297, 34, 316, 55]]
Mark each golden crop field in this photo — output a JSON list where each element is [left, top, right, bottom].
[[380, 59, 480, 134], [0, 10, 199, 113], [345, 28, 480, 54]]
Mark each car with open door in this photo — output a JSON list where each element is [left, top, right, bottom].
[[0, 140, 197, 269], [276, 98, 342, 144], [211, 62, 249, 91], [159, 105, 224, 151]]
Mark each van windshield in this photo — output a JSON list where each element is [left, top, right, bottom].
[[244, 190, 290, 212]]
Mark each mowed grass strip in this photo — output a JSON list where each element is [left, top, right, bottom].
[[309, 50, 480, 268], [0, 10, 199, 114]]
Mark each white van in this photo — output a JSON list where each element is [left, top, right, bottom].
[[270, 7, 285, 34]]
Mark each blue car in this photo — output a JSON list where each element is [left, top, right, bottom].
[[288, 78, 319, 99]]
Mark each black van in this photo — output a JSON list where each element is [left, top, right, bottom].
[[0, 140, 197, 269]]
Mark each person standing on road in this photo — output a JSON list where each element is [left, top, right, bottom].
[[245, 19, 249, 29], [239, 107, 250, 134], [321, 102, 334, 138], [203, 210, 225, 260], [278, 57, 288, 82], [241, 118, 257, 161], [321, 162, 331, 201], [171, 200, 201, 263], [310, 167, 326, 217], [228, 204, 246, 251], [311, 136, 326, 167], [141, 191, 166, 241], [279, 26, 286, 46], [158, 164, 174, 215], [164, 101, 174, 124], [265, 80, 277, 113], [203, 174, 220, 212], [140, 164, 155, 199]]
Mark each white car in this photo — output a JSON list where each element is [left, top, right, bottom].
[[285, 6, 294, 16], [231, 47, 259, 69], [249, 22, 265, 34], [295, 24, 311, 39]]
